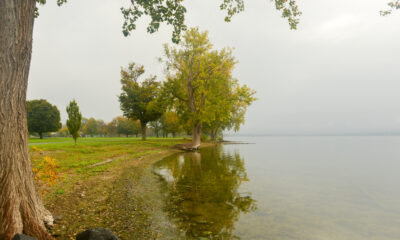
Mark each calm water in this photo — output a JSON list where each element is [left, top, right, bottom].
[[153, 136, 400, 240]]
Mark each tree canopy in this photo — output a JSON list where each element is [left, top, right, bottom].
[[119, 62, 165, 140], [381, 1, 400, 15], [26, 99, 62, 139], [35, 0, 300, 43]]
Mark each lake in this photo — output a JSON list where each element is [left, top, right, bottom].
[[153, 136, 400, 240]]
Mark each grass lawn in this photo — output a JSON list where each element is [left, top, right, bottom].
[[29, 137, 189, 239], [29, 137, 187, 194]]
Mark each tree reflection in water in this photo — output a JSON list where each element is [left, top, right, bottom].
[[154, 146, 257, 239]]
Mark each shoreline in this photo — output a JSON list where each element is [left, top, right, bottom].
[[35, 139, 216, 239]]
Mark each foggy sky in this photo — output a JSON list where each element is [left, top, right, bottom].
[[28, 0, 400, 135]]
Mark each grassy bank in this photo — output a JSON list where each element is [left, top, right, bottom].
[[29, 137, 187, 239]]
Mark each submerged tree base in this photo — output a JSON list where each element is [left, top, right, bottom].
[[173, 143, 200, 151]]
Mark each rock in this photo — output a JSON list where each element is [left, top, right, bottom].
[[12, 234, 37, 240], [76, 228, 119, 240], [43, 209, 54, 228]]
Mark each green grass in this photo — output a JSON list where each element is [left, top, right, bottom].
[[30, 137, 185, 169], [29, 137, 186, 199]]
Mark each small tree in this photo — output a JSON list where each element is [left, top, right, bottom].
[[164, 111, 181, 138], [57, 126, 70, 137], [26, 99, 61, 139], [96, 119, 107, 137], [149, 120, 162, 137], [114, 116, 137, 137], [106, 119, 118, 136], [66, 100, 82, 145], [83, 118, 98, 137], [119, 62, 165, 140]]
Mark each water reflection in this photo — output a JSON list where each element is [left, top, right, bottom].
[[153, 146, 256, 239]]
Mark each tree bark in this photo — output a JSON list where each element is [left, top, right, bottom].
[[191, 123, 202, 149], [140, 121, 147, 141], [39, 132, 43, 139], [0, 1, 53, 239]]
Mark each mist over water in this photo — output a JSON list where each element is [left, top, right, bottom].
[[154, 136, 400, 239]]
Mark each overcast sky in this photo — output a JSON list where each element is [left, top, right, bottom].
[[28, 0, 400, 135]]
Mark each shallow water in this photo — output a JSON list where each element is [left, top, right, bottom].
[[153, 136, 400, 239]]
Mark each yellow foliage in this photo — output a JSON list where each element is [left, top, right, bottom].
[[32, 156, 61, 195], [31, 146, 41, 152]]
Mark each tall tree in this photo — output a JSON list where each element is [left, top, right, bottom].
[[162, 28, 240, 148], [0, 1, 299, 238], [26, 99, 62, 139], [66, 100, 82, 145], [119, 63, 165, 140]]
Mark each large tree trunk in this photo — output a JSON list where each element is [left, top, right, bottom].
[[39, 132, 43, 139], [0, 1, 53, 239], [191, 123, 202, 149], [140, 121, 147, 141]]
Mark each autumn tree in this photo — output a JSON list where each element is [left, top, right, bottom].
[[204, 80, 256, 142], [163, 111, 182, 138], [82, 118, 98, 137], [26, 99, 62, 139], [117, 117, 133, 137], [66, 100, 82, 145], [0, 0, 299, 238], [119, 63, 165, 140], [113, 116, 138, 137], [162, 28, 243, 148], [105, 119, 118, 136]]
